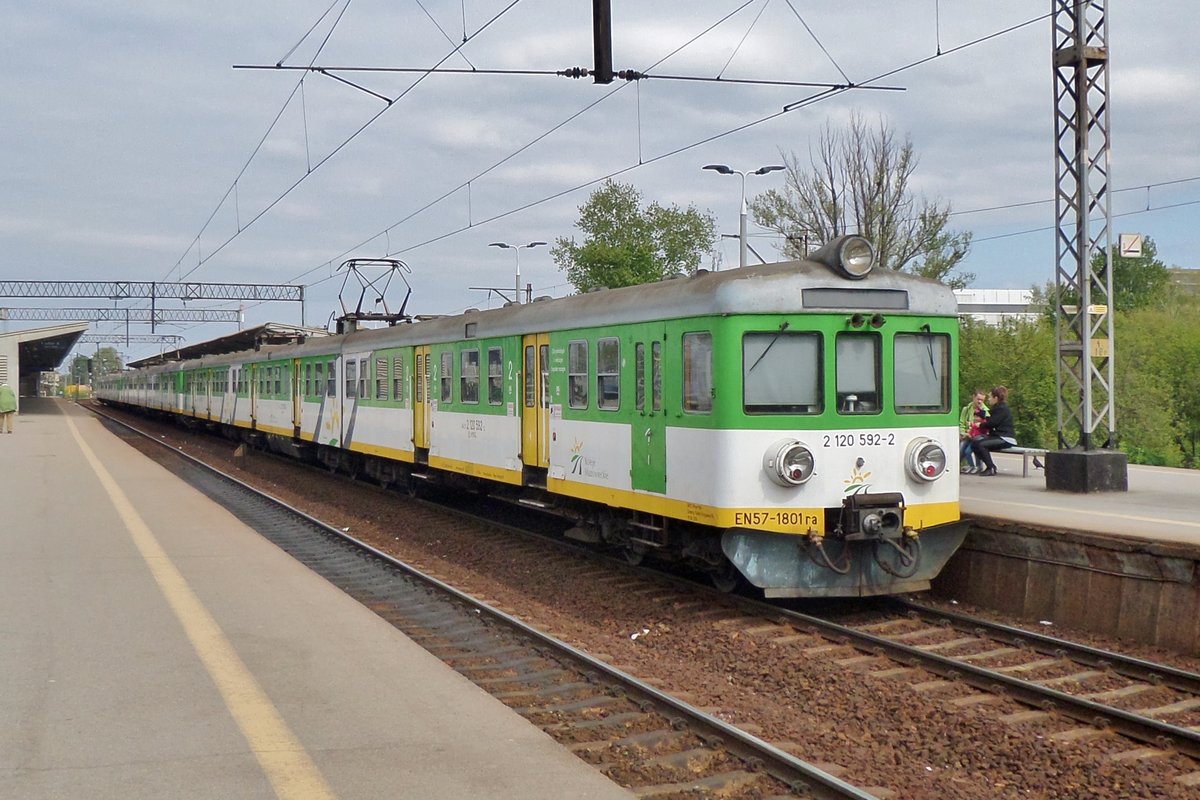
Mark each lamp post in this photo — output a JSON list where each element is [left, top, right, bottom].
[[702, 164, 785, 268], [488, 241, 547, 304]]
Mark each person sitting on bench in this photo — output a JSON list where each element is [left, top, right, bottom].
[[970, 385, 1017, 476]]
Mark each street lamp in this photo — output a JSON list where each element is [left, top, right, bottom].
[[703, 163, 785, 268], [488, 241, 547, 304]]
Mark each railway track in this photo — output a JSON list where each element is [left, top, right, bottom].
[[89, 403, 1200, 795], [92, 406, 876, 800], [768, 600, 1200, 761]]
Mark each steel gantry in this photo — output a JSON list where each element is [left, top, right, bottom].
[[1048, 0, 1127, 491], [0, 280, 305, 331], [0, 308, 241, 323]]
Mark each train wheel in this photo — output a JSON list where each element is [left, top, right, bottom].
[[622, 546, 645, 566], [710, 562, 743, 593]]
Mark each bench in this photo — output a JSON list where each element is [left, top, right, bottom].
[[1006, 446, 1048, 477]]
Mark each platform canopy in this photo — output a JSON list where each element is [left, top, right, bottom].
[[127, 322, 331, 368], [0, 321, 90, 389]]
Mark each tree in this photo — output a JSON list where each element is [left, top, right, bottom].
[[749, 112, 974, 288], [1093, 235, 1171, 313], [67, 348, 123, 384], [552, 181, 717, 292]]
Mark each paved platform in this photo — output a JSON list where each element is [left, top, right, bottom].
[[960, 450, 1200, 548], [0, 398, 633, 800]]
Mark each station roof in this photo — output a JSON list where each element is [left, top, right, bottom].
[[0, 321, 90, 378], [128, 322, 332, 368]]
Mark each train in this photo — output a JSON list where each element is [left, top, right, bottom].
[[96, 235, 967, 598]]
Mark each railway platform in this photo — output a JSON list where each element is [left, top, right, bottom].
[[960, 449, 1200, 546], [0, 398, 633, 800], [947, 450, 1200, 654]]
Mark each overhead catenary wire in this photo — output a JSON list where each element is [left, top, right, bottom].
[[284, 5, 1093, 291], [142, 3, 1188, 342]]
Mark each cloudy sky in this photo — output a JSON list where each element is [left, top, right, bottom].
[[2, 1, 1196, 361]]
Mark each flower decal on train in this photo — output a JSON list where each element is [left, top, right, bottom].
[[570, 438, 585, 475], [843, 465, 872, 495]]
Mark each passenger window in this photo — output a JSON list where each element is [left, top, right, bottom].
[[836, 333, 881, 414], [743, 331, 821, 414], [540, 345, 549, 409], [461, 349, 480, 404], [651, 341, 662, 412], [487, 347, 503, 405], [375, 358, 387, 400], [524, 346, 535, 408], [345, 360, 357, 398], [315, 363, 324, 398], [894, 332, 950, 413], [568, 340, 588, 409], [440, 352, 453, 402], [635, 343, 645, 411], [358, 359, 367, 400], [326, 361, 336, 397], [683, 332, 713, 413], [596, 338, 619, 410]]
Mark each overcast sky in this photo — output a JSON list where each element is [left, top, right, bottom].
[[2, 1, 1197, 361]]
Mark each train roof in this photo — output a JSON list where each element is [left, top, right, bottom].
[[133, 259, 957, 371]]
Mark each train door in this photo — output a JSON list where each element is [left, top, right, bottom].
[[630, 332, 666, 493], [520, 334, 551, 467], [249, 363, 258, 425], [204, 369, 212, 420], [413, 345, 431, 450], [291, 358, 302, 431]]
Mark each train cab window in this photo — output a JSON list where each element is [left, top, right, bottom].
[[461, 349, 480, 404], [440, 352, 453, 403], [835, 333, 881, 414], [894, 332, 951, 413], [345, 360, 357, 398], [375, 358, 388, 400], [568, 340, 588, 409], [743, 332, 821, 414], [683, 333, 713, 413], [596, 338, 619, 410], [487, 347, 503, 405]]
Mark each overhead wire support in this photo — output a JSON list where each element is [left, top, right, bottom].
[[235, 62, 902, 93], [0, 308, 242, 323], [0, 281, 303, 302]]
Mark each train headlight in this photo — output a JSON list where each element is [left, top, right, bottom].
[[809, 235, 876, 280], [763, 439, 815, 487], [905, 437, 947, 482]]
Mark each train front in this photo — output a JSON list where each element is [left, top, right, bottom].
[[716, 236, 967, 597]]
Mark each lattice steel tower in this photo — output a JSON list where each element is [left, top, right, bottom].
[[1049, 0, 1126, 490]]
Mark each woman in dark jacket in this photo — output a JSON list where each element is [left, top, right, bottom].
[[970, 385, 1017, 476]]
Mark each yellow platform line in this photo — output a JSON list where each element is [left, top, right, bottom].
[[67, 416, 337, 800]]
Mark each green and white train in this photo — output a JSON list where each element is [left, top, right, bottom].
[[97, 236, 966, 597]]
